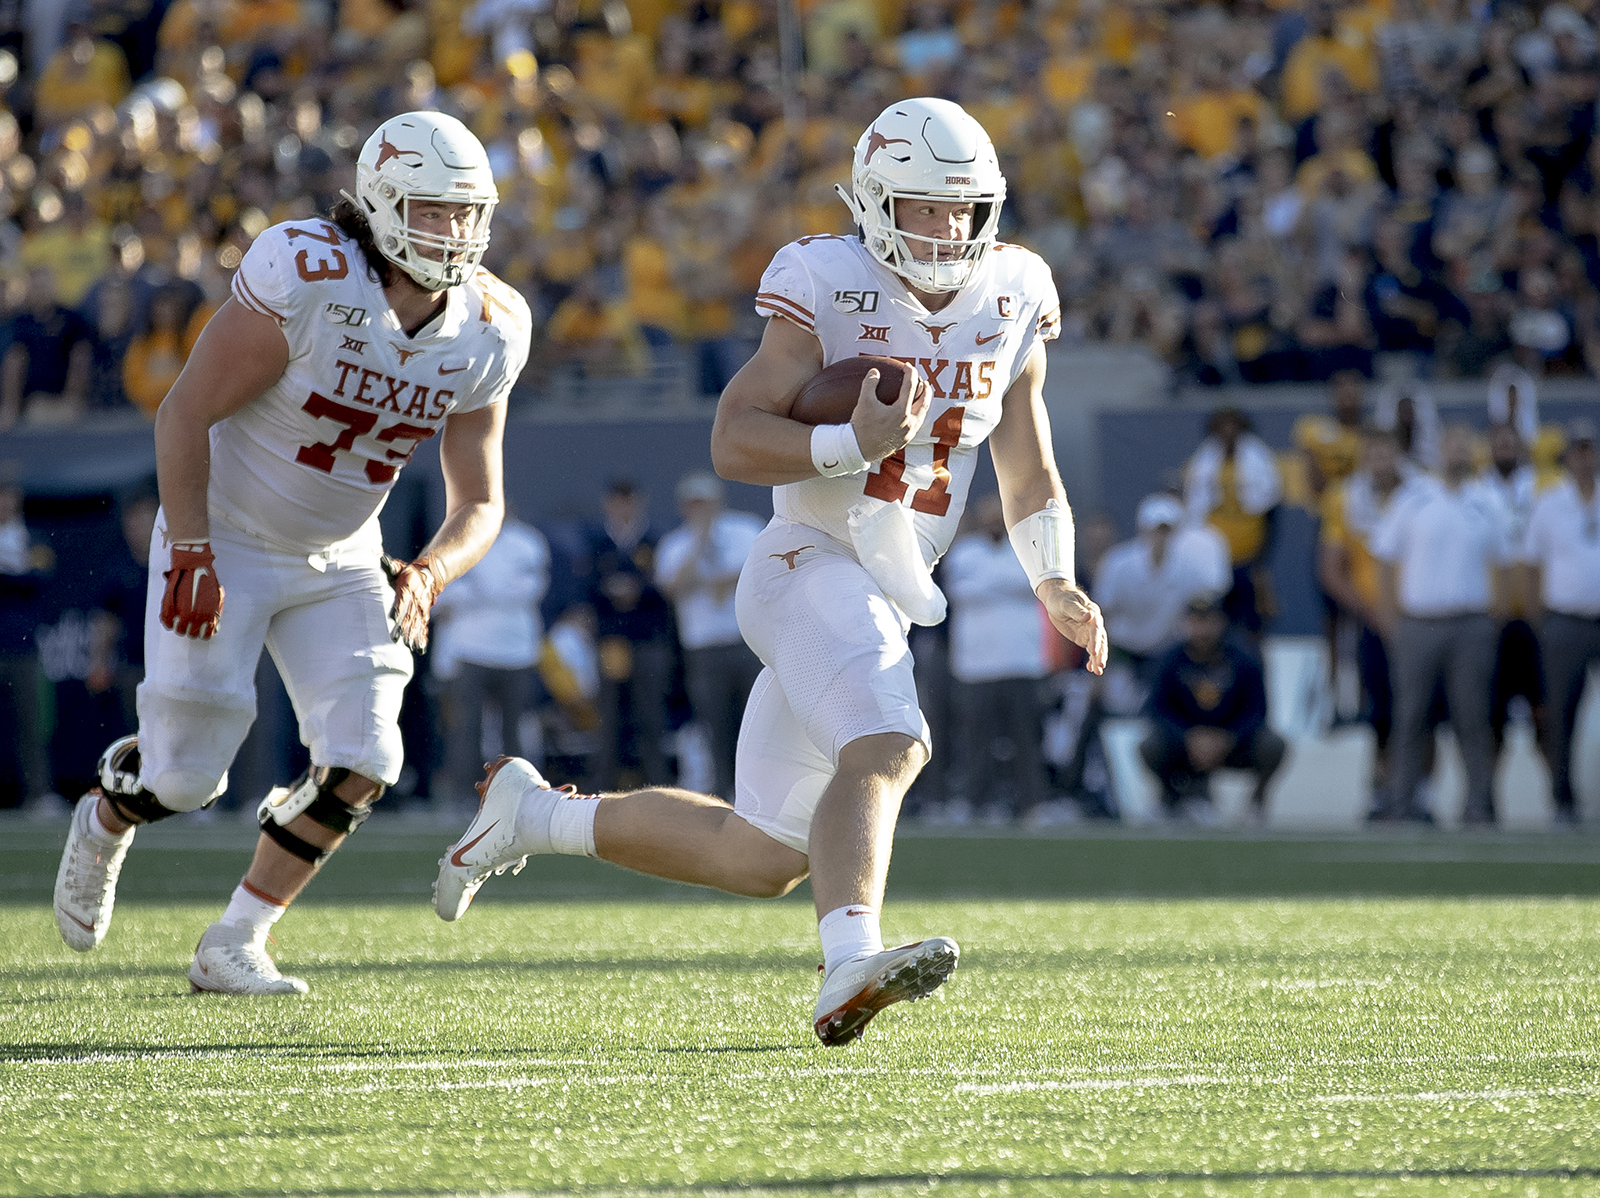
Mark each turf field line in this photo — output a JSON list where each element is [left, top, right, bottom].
[[313, 1058, 590, 1071], [8, 1074, 656, 1103], [39, 1164, 1600, 1198], [1314, 1086, 1597, 1103], [225, 1074, 651, 1097], [954, 1074, 1229, 1094], [1314, 1046, 1597, 1067], [0, 1044, 548, 1065], [4, 1047, 349, 1065]]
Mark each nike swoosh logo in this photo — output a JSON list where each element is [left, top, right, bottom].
[[975, 331, 1003, 346], [438, 364, 469, 375], [450, 820, 500, 866], [822, 460, 840, 470], [61, 910, 95, 932]]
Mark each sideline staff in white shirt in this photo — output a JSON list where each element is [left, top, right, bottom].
[[432, 517, 551, 805], [1373, 425, 1516, 824], [942, 493, 1051, 821], [656, 471, 765, 799], [1096, 494, 1223, 666], [1523, 419, 1600, 825]]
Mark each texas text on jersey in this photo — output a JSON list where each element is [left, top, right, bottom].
[[755, 233, 1061, 567], [223, 218, 532, 555]]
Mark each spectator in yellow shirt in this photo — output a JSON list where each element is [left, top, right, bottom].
[[1294, 367, 1367, 501], [35, 22, 131, 127], [546, 277, 651, 377], [121, 287, 194, 417], [1184, 407, 1284, 633], [625, 214, 690, 348], [1169, 58, 1268, 162], [1281, 1, 1380, 123], [20, 193, 111, 309], [1317, 426, 1415, 794]]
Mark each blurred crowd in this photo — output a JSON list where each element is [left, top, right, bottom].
[[2, 0, 1600, 427], [1070, 368, 1599, 827]]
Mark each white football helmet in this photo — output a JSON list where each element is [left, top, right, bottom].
[[835, 97, 1006, 293], [349, 111, 498, 291]]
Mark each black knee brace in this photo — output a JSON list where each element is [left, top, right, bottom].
[[103, 787, 183, 826], [96, 735, 187, 825], [257, 766, 385, 865]]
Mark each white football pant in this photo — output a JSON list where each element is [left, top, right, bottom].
[[136, 514, 412, 810], [731, 518, 930, 854]]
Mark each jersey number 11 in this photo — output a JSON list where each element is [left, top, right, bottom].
[[862, 406, 965, 516]]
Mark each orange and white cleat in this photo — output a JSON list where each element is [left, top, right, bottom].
[[813, 938, 960, 1047], [433, 756, 552, 921]]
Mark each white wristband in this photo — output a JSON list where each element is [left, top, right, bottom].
[[811, 423, 868, 477], [1008, 498, 1076, 592]]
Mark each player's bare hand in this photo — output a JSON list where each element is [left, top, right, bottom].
[[1038, 578, 1108, 675], [850, 366, 930, 463], [383, 554, 445, 653], [160, 541, 224, 640]]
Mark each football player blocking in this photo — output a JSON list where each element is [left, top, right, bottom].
[[52, 111, 531, 993], [439, 98, 1109, 1047]]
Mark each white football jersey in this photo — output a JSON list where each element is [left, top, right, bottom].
[[215, 219, 532, 554], [755, 235, 1060, 566]]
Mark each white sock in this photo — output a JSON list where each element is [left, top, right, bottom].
[[220, 882, 288, 942], [818, 904, 884, 974], [547, 796, 600, 857], [88, 801, 132, 846]]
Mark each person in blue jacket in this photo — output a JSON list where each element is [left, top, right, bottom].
[[1140, 591, 1286, 819]]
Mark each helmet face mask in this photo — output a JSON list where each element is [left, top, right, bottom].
[[837, 98, 1006, 294], [878, 196, 999, 291], [373, 189, 494, 290], [351, 112, 498, 292]]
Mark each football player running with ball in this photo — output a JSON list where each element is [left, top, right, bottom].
[[437, 98, 1106, 1044], [52, 112, 530, 994]]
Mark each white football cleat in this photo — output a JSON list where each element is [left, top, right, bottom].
[[54, 792, 135, 952], [434, 755, 549, 921], [188, 921, 309, 995], [813, 937, 960, 1047]]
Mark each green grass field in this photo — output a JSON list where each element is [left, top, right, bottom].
[[4, 819, 1600, 1197]]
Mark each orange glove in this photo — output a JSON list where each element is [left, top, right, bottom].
[[382, 554, 445, 653], [160, 541, 224, 639]]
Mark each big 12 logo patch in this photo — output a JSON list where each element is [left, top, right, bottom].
[[832, 289, 880, 314]]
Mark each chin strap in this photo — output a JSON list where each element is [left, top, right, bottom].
[[257, 766, 384, 865]]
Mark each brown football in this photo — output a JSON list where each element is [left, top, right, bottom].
[[787, 355, 911, 426]]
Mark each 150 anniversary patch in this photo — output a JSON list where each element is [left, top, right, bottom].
[[832, 289, 880, 314], [323, 302, 369, 327]]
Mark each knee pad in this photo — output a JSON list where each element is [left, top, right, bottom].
[[257, 766, 385, 865], [97, 734, 225, 824], [143, 769, 230, 813]]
